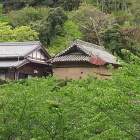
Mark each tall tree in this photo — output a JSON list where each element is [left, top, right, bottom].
[[47, 7, 68, 36], [99, 23, 123, 56], [48, 20, 83, 55], [55, 0, 81, 11], [69, 4, 116, 45], [81, 0, 132, 13], [31, 7, 68, 46]]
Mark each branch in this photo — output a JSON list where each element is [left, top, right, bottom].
[[80, 24, 95, 32], [94, 102, 139, 139], [18, 100, 27, 122]]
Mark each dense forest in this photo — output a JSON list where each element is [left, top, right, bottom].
[[0, 0, 140, 56], [0, 0, 140, 139]]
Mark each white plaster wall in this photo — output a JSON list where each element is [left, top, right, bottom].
[[32, 51, 36, 57], [0, 74, 5, 80], [29, 50, 46, 59]]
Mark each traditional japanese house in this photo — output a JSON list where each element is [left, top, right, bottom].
[[52, 39, 120, 79], [0, 41, 52, 80]]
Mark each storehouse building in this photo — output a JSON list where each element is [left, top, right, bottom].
[[52, 39, 120, 79]]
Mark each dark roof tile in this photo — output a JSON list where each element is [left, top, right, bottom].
[[0, 59, 29, 68]]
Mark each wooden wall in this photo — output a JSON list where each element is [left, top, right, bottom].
[[1, 63, 52, 80], [18, 63, 51, 78], [5, 72, 15, 80]]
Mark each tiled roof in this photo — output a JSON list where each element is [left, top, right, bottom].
[[52, 54, 89, 62], [27, 58, 50, 65], [52, 39, 120, 65], [0, 58, 50, 68], [55, 39, 105, 57], [0, 41, 51, 69], [0, 59, 29, 68], [0, 41, 41, 58]]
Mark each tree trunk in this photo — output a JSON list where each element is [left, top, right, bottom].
[[101, 0, 105, 12], [124, 0, 127, 11], [90, 17, 101, 45]]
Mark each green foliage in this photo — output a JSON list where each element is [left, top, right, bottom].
[[7, 7, 49, 26], [0, 13, 11, 23], [47, 7, 68, 35], [99, 24, 122, 56], [31, 7, 68, 46], [69, 4, 116, 45], [0, 0, 54, 9], [41, 0, 54, 7], [30, 20, 51, 46], [55, 0, 81, 11], [0, 22, 39, 42], [48, 20, 83, 55], [13, 26, 39, 42], [0, 4, 11, 23], [119, 1, 140, 57], [0, 78, 7, 85], [0, 52, 140, 139], [82, 0, 133, 13], [128, 0, 140, 25], [69, 4, 101, 44], [0, 0, 139, 58]]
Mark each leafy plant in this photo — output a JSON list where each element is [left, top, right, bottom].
[[0, 22, 39, 42], [47, 20, 83, 55], [0, 52, 140, 139]]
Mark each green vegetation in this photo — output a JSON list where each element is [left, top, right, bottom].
[[48, 20, 83, 55], [0, 0, 139, 57], [7, 6, 49, 26], [0, 1, 140, 139], [0, 22, 39, 42], [0, 51, 140, 139]]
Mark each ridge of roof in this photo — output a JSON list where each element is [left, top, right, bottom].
[[0, 41, 40, 46], [55, 39, 105, 57], [74, 39, 105, 51]]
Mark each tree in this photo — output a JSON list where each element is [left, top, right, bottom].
[[7, 6, 49, 26], [48, 20, 83, 55], [46, 7, 68, 36], [69, 4, 116, 45], [0, 4, 11, 23], [31, 20, 52, 46], [1, 53, 140, 139], [129, 0, 140, 25], [119, 0, 140, 57], [55, 0, 81, 11], [0, 0, 54, 9], [81, 0, 132, 13], [0, 22, 39, 42], [31, 7, 68, 46], [99, 24, 123, 56]]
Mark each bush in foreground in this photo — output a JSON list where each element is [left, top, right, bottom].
[[0, 51, 140, 140]]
